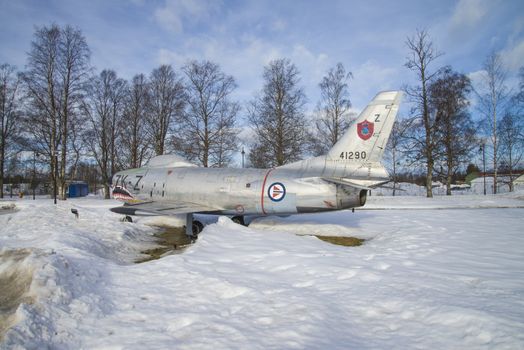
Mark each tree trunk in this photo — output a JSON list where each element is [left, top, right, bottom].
[[426, 162, 433, 198], [446, 172, 452, 195], [103, 183, 110, 199], [392, 148, 396, 197], [132, 121, 138, 168], [60, 149, 67, 200], [425, 132, 433, 198], [0, 115, 4, 198], [0, 144, 4, 199], [492, 86, 498, 194], [493, 136, 497, 194], [446, 128, 452, 196]]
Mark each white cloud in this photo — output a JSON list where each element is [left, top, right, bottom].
[[156, 36, 345, 120], [351, 60, 400, 107], [437, 0, 493, 50], [467, 69, 486, 108], [158, 48, 187, 67], [467, 69, 486, 86], [500, 39, 524, 71], [154, 0, 220, 33], [156, 36, 333, 105], [156, 36, 282, 103], [290, 44, 329, 84], [448, 0, 489, 33], [270, 19, 287, 32]]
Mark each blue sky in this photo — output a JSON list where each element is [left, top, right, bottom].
[[1, 0, 523, 116]]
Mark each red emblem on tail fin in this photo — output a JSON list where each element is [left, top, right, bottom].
[[357, 120, 374, 140]]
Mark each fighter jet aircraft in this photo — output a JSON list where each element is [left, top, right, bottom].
[[110, 90, 402, 235]]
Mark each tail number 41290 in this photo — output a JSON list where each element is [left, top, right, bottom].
[[340, 151, 366, 160]]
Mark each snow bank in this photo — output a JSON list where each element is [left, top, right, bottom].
[[366, 191, 524, 209], [250, 216, 374, 239], [1, 195, 524, 349]]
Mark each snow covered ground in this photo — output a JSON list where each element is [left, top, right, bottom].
[[1, 193, 524, 349]]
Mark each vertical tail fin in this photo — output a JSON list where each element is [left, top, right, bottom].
[[327, 91, 402, 163]]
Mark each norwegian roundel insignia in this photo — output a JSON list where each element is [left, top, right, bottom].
[[268, 182, 286, 202], [357, 120, 374, 140]]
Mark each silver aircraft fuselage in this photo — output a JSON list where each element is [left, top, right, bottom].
[[111, 156, 388, 216]]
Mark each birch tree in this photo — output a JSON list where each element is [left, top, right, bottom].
[[175, 60, 239, 167], [385, 118, 411, 196], [312, 63, 354, 155], [429, 66, 475, 195], [404, 29, 443, 197], [22, 24, 90, 200], [248, 58, 308, 168], [83, 70, 127, 198], [497, 112, 523, 191], [121, 74, 150, 168], [475, 52, 509, 194], [0, 64, 22, 198], [498, 68, 524, 191], [147, 65, 185, 156]]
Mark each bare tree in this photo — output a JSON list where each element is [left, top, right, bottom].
[[429, 66, 475, 195], [57, 25, 90, 199], [248, 58, 308, 168], [120, 74, 151, 168], [0, 64, 22, 198], [475, 52, 509, 194], [147, 65, 185, 156], [385, 118, 411, 196], [174, 60, 240, 167], [498, 112, 523, 191], [83, 70, 127, 198], [495, 66, 524, 192], [312, 63, 354, 155], [404, 29, 443, 197], [68, 116, 85, 180], [500, 66, 524, 191], [21, 25, 61, 201], [517, 67, 524, 107], [22, 24, 90, 200]]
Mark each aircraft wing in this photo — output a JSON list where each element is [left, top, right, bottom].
[[110, 200, 222, 216]]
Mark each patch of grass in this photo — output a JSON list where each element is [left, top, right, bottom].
[[135, 227, 194, 263], [0, 249, 35, 341], [315, 236, 365, 247]]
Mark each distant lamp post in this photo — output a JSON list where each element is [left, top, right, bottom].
[[241, 147, 245, 169], [479, 141, 486, 196]]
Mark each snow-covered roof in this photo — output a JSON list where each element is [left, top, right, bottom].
[[514, 174, 524, 184]]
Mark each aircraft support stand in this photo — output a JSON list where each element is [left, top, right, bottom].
[[185, 213, 193, 237]]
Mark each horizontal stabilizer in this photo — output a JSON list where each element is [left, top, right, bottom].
[[322, 177, 390, 190]]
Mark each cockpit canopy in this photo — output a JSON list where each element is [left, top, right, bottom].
[[147, 155, 198, 168]]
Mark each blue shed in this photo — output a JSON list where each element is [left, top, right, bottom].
[[68, 182, 89, 198]]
